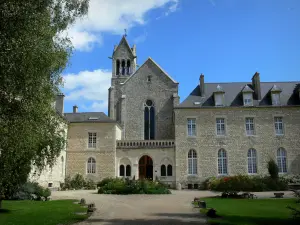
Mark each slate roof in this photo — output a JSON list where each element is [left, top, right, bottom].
[[178, 82, 300, 108], [64, 112, 116, 123], [122, 57, 178, 85]]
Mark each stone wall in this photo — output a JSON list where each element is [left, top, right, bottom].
[[66, 123, 117, 181], [116, 147, 176, 186], [118, 59, 178, 140], [174, 107, 300, 187]]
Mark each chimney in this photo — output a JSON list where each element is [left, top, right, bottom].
[[199, 73, 205, 96], [55, 93, 64, 115], [252, 72, 261, 100], [73, 105, 78, 113]]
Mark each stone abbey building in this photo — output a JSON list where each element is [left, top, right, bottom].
[[33, 36, 300, 189]]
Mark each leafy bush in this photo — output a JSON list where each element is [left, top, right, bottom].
[[60, 174, 96, 190], [85, 179, 96, 190], [70, 173, 86, 190], [9, 181, 51, 201], [283, 174, 300, 184], [268, 159, 279, 179], [209, 175, 288, 193], [97, 177, 171, 195]]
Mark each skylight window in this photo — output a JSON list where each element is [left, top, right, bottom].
[[194, 102, 201, 105], [88, 117, 99, 120]]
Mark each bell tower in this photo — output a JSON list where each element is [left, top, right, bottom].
[[108, 34, 137, 122], [111, 34, 137, 80]]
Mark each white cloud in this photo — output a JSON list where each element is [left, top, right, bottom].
[[66, 0, 179, 51], [63, 69, 111, 111]]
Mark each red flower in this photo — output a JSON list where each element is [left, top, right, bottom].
[[224, 177, 229, 182]]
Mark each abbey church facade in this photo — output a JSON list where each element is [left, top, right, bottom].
[[32, 36, 300, 189]]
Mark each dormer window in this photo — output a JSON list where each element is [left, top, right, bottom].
[[242, 85, 254, 106], [214, 85, 225, 107], [271, 85, 282, 106]]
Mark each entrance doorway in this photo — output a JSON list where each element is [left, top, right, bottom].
[[138, 155, 153, 180]]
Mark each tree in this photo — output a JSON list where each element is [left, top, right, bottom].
[[267, 158, 279, 180], [0, 0, 89, 208]]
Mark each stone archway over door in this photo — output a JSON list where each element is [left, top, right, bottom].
[[139, 155, 153, 179]]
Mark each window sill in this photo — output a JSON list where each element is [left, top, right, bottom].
[[216, 135, 226, 138], [187, 136, 197, 139]]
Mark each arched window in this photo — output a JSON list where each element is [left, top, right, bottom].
[[119, 165, 125, 176], [167, 164, 172, 176], [121, 60, 126, 75], [116, 60, 120, 75], [277, 148, 287, 173], [87, 157, 96, 174], [144, 100, 155, 140], [188, 149, 197, 175], [126, 165, 131, 176], [247, 149, 257, 174], [161, 165, 166, 176], [218, 149, 227, 175], [61, 156, 64, 176], [127, 60, 131, 75]]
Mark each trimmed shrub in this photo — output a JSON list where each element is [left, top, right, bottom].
[[209, 175, 288, 194], [97, 177, 171, 195]]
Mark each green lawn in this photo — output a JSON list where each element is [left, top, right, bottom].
[[0, 200, 88, 225], [200, 198, 300, 225]]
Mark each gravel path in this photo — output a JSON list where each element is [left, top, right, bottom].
[[51, 190, 294, 225]]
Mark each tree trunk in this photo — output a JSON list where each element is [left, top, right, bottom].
[[0, 199, 2, 209]]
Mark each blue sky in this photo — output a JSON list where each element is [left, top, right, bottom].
[[62, 0, 300, 113]]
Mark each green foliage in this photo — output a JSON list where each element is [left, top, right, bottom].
[[85, 179, 96, 190], [9, 182, 51, 201], [70, 174, 86, 190], [0, 200, 87, 225], [60, 174, 96, 190], [268, 159, 279, 179], [208, 175, 288, 193], [0, 0, 89, 207], [97, 178, 171, 195]]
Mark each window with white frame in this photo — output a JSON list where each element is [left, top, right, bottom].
[[247, 149, 257, 174], [271, 93, 280, 105], [87, 157, 96, 174], [274, 117, 284, 135], [277, 148, 287, 173], [218, 149, 227, 175], [187, 118, 196, 136], [216, 118, 226, 135], [245, 118, 255, 135], [188, 149, 197, 175], [88, 132, 97, 148], [214, 94, 224, 106], [243, 93, 253, 106]]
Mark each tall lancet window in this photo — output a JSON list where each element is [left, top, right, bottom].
[[121, 60, 126, 75], [116, 60, 120, 76], [144, 100, 155, 140], [127, 60, 131, 75]]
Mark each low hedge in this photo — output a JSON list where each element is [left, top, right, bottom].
[[97, 177, 171, 195], [206, 175, 289, 192]]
